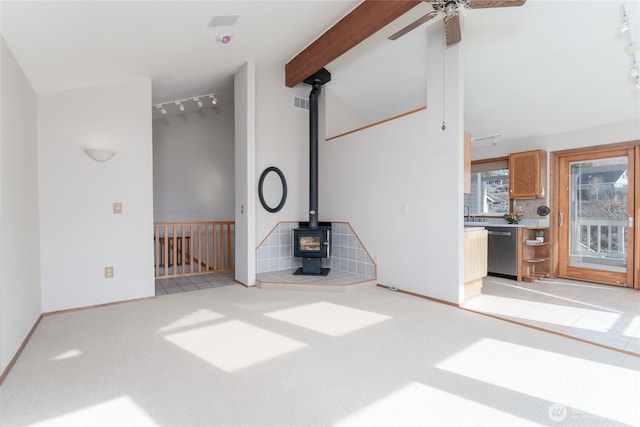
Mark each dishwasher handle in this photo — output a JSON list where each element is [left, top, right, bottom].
[[488, 230, 512, 236]]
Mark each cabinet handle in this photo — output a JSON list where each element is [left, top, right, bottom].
[[559, 212, 564, 227]]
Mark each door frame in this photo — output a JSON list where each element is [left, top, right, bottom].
[[551, 140, 640, 289]]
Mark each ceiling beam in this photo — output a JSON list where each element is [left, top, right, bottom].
[[285, 0, 421, 88]]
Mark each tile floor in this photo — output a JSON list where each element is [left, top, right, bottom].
[[462, 275, 640, 354], [155, 271, 237, 295]]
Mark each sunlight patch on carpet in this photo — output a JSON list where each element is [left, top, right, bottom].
[[334, 381, 529, 426], [163, 320, 306, 372], [435, 338, 640, 425], [265, 302, 391, 336], [31, 396, 158, 427], [157, 308, 225, 333]]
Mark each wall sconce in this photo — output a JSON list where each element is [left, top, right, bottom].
[[84, 148, 116, 162]]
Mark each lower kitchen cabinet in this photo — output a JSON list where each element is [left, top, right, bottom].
[[464, 228, 488, 300], [518, 227, 551, 282]]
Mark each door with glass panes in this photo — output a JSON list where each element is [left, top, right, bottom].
[[558, 148, 634, 286]]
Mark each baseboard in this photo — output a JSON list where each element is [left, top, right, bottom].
[[42, 295, 156, 318], [376, 284, 460, 307], [0, 313, 43, 385]]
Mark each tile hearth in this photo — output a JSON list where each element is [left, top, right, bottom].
[[256, 268, 377, 292]]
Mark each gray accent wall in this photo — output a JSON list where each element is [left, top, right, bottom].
[[152, 106, 234, 223]]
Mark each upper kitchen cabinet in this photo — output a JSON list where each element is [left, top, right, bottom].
[[509, 149, 547, 198]]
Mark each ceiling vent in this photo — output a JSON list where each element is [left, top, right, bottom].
[[208, 15, 240, 27]]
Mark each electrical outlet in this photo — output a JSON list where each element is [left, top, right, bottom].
[[113, 202, 122, 214], [104, 266, 114, 278]]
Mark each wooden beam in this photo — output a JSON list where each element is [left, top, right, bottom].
[[285, 0, 421, 88]]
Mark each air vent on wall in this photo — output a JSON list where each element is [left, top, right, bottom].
[[293, 96, 309, 111]]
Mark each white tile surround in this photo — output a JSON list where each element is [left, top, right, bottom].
[[256, 221, 376, 279]]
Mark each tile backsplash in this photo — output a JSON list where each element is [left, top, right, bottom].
[[256, 221, 376, 279]]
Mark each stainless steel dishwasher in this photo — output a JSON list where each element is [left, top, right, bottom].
[[486, 226, 518, 279]]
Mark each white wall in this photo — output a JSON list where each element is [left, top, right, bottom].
[[152, 107, 234, 222], [254, 63, 311, 243], [319, 29, 465, 304], [38, 79, 154, 312], [0, 37, 42, 374], [234, 59, 257, 286], [472, 119, 640, 160]]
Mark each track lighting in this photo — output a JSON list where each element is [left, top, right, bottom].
[[153, 93, 218, 115], [626, 42, 639, 54], [620, 3, 640, 92], [619, 20, 630, 33]]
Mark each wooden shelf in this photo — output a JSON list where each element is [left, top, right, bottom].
[[518, 226, 551, 282], [523, 273, 548, 282]]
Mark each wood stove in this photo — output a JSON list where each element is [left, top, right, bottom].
[[293, 222, 331, 275]]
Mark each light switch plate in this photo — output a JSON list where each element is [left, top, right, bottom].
[[105, 266, 114, 278], [113, 202, 122, 214]]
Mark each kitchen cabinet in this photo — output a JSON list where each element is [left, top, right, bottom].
[[464, 132, 471, 194], [518, 227, 551, 282], [464, 227, 487, 300], [509, 149, 547, 198]]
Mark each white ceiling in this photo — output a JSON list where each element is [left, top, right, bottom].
[[2, 0, 639, 146]]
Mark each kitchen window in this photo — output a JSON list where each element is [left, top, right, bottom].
[[465, 158, 509, 215]]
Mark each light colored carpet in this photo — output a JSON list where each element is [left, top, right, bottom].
[[1, 285, 638, 426]]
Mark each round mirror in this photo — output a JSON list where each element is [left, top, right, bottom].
[[258, 167, 287, 213]]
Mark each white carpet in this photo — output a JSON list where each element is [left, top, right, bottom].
[[1, 285, 638, 426]]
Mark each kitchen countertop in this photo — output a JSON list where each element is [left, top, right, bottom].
[[464, 219, 550, 228], [464, 226, 486, 232]]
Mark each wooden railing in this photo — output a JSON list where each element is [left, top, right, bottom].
[[154, 221, 234, 279]]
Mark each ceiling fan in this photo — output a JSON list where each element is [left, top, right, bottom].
[[388, 0, 526, 46]]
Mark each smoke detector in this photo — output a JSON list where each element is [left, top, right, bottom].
[[217, 33, 232, 44]]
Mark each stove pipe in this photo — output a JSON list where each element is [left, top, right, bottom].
[[303, 68, 331, 230]]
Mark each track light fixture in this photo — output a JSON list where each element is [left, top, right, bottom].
[[153, 93, 218, 114], [620, 3, 640, 92], [471, 134, 501, 145], [619, 20, 630, 33]]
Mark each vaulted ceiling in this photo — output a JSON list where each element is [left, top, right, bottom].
[[2, 0, 638, 147]]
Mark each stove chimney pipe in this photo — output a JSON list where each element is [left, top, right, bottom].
[[303, 68, 331, 230]]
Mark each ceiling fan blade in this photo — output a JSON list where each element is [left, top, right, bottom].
[[388, 11, 438, 40], [444, 14, 461, 46], [466, 0, 526, 9]]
